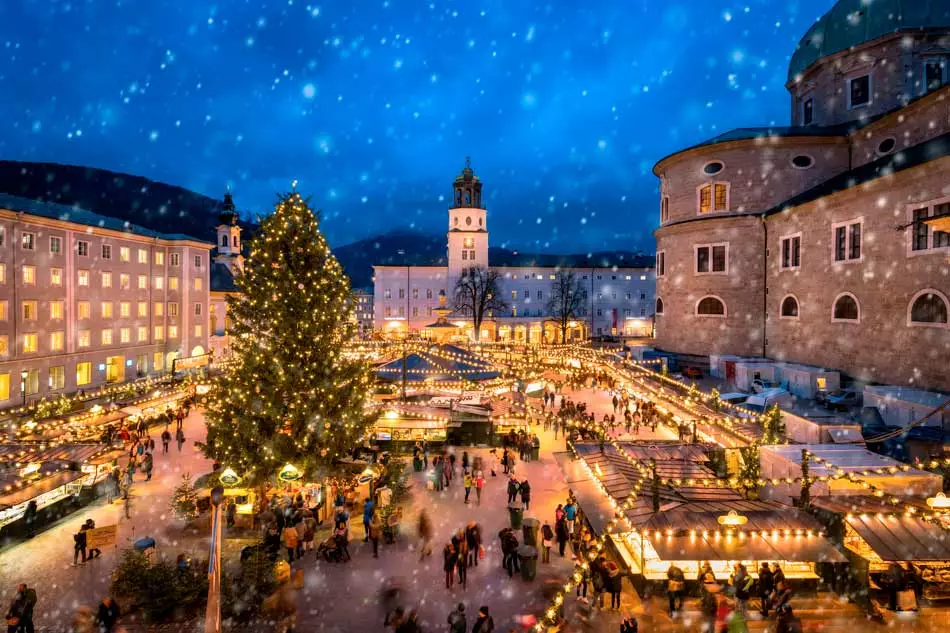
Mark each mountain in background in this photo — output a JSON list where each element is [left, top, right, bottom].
[[0, 161, 652, 290]]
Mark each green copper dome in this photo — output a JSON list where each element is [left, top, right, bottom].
[[788, 0, 950, 81]]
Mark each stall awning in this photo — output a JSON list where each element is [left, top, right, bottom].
[[0, 470, 83, 509], [846, 514, 950, 562], [648, 532, 845, 563]]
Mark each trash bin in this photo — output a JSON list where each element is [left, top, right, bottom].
[[518, 545, 538, 581], [508, 504, 524, 529], [522, 518, 540, 548]]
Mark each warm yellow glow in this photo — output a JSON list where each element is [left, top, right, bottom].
[[717, 510, 748, 526]]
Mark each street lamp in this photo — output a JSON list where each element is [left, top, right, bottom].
[[20, 369, 28, 405], [205, 485, 225, 633]]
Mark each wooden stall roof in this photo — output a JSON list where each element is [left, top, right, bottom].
[[650, 531, 846, 563], [0, 444, 112, 465], [0, 470, 83, 509], [846, 514, 950, 562], [611, 443, 712, 463], [640, 502, 826, 534], [811, 496, 932, 515]]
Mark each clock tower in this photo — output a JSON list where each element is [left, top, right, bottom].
[[447, 157, 489, 281]]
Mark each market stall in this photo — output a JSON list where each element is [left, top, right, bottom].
[[372, 405, 450, 446], [0, 464, 84, 530]]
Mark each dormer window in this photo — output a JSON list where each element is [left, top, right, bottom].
[[925, 58, 947, 93], [802, 97, 814, 126], [847, 74, 871, 109]]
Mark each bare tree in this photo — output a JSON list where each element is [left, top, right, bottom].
[[546, 268, 587, 343], [453, 266, 509, 341]]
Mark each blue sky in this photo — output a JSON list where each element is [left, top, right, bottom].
[[0, 0, 830, 251]]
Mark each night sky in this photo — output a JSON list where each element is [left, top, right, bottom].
[[0, 0, 829, 252]]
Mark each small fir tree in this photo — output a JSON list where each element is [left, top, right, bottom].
[[738, 445, 761, 497], [200, 190, 371, 485], [761, 404, 786, 444], [170, 473, 200, 520], [710, 388, 721, 412]]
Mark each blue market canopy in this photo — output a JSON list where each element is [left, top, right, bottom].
[[375, 345, 499, 382]]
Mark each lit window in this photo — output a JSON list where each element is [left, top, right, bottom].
[[120, 247, 130, 262], [102, 272, 112, 288], [168, 325, 179, 339], [698, 183, 728, 213], [23, 369, 38, 395], [154, 325, 164, 341], [50, 301, 64, 320], [138, 249, 148, 264], [0, 264, 5, 284], [138, 302, 148, 317], [23, 266, 36, 285], [50, 331, 64, 352], [21, 301, 37, 320], [120, 327, 131, 343], [77, 302, 90, 319], [22, 333, 38, 353], [154, 276, 164, 290], [77, 241, 89, 257], [120, 274, 130, 290], [78, 270, 89, 287], [21, 233, 34, 250], [195, 278, 203, 290], [101, 329, 113, 345], [137, 326, 148, 342], [101, 302, 113, 318], [76, 362, 92, 386], [0, 373, 9, 399], [194, 324, 203, 337], [137, 275, 147, 289], [49, 366, 65, 390], [49, 236, 61, 253], [119, 302, 131, 318], [155, 252, 165, 266], [154, 302, 164, 317], [0, 302, 7, 321], [51, 268, 63, 286], [169, 277, 179, 290], [101, 244, 112, 260], [0, 337, 8, 357], [153, 352, 164, 371]]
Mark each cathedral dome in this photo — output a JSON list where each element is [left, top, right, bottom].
[[788, 0, 950, 81]]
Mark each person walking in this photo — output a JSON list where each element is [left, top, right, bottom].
[[161, 428, 171, 454], [418, 509, 433, 560], [506, 477, 519, 504], [564, 500, 577, 535], [6, 584, 36, 633], [471, 606, 494, 633], [501, 448, 510, 475], [499, 527, 520, 578], [463, 472, 473, 504], [606, 560, 623, 610], [282, 523, 299, 563], [443, 542, 457, 590], [461, 451, 470, 473], [73, 528, 87, 566], [447, 603, 466, 633], [369, 511, 382, 558], [83, 519, 101, 559], [456, 536, 469, 589], [758, 562, 774, 617], [465, 521, 481, 568], [541, 521, 553, 563], [175, 428, 185, 452], [474, 471, 485, 505], [667, 563, 685, 617], [95, 596, 120, 633], [143, 452, 153, 482], [519, 479, 531, 511], [362, 497, 375, 542]]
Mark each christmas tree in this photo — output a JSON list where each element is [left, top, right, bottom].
[[171, 473, 200, 520], [200, 189, 372, 485]]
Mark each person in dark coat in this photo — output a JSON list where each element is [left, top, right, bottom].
[[519, 479, 531, 511], [465, 521, 481, 567], [758, 562, 774, 616], [73, 529, 88, 565], [443, 543, 458, 589], [23, 501, 37, 538], [555, 517, 570, 557], [507, 477, 519, 504], [96, 596, 120, 633], [471, 606, 494, 633], [446, 602, 466, 633]]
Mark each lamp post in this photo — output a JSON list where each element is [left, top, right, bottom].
[[20, 369, 28, 405], [205, 485, 224, 633]]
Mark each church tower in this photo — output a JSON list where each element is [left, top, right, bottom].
[[447, 157, 489, 281], [214, 190, 244, 273]]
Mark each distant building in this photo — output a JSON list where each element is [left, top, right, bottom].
[[0, 194, 212, 403], [373, 160, 655, 342], [352, 289, 374, 338], [209, 193, 243, 361], [653, 0, 950, 390]]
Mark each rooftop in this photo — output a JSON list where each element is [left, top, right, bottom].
[[864, 385, 950, 408]]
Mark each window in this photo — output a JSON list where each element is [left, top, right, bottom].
[[791, 155, 814, 169], [911, 203, 950, 252], [193, 302, 202, 317], [194, 324, 203, 337], [153, 352, 164, 371], [220, 234, 228, 247], [169, 302, 179, 317], [468, 250, 475, 260], [23, 266, 36, 285], [523, 290, 529, 299], [23, 369, 39, 396], [77, 240, 89, 257], [384, 289, 392, 299], [781, 234, 801, 269], [102, 272, 112, 288], [925, 58, 946, 93], [78, 330, 90, 347], [194, 255, 202, 268], [877, 137, 896, 155], [0, 302, 7, 321], [101, 302, 113, 318], [50, 267, 63, 286], [463, 237, 474, 248], [384, 306, 392, 317], [426, 289, 433, 299], [780, 296, 800, 319], [120, 327, 131, 343], [0, 337, 7, 357], [656, 251, 665, 277], [0, 264, 5, 284], [596, 308, 603, 316], [537, 290, 543, 300], [802, 97, 814, 125], [50, 301, 64, 320], [49, 366, 65, 390], [76, 362, 92, 386], [101, 244, 112, 260], [50, 331, 64, 352], [120, 247, 130, 262], [78, 270, 89, 286], [660, 197, 670, 222], [101, 329, 113, 345], [138, 302, 148, 317], [21, 301, 36, 320], [22, 333, 38, 353], [195, 278, 203, 291], [397, 288, 405, 299], [154, 302, 164, 317], [909, 290, 949, 326], [703, 161, 724, 175], [120, 274, 130, 290], [120, 301, 131, 318], [832, 293, 860, 322], [848, 74, 871, 109], [625, 292, 631, 300], [77, 301, 90, 319], [696, 296, 726, 317], [21, 232, 34, 250], [170, 253, 180, 266], [698, 183, 728, 213], [168, 325, 179, 339], [696, 243, 727, 274], [833, 219, 863, 262], [511, 290, 517, 300], [138, 249, 148, 264], [169, 277, 179, 290], [137, 326, 148, 342], [155, 251, 165, 266], [137, 275, 147, 290], [49, 236, 61, 253], [136, 354, 148, 374], [154, 276, 164, 290], [153, 326, 164, 341], [655, 297, 664, 315], [412, 288, 419, 299], [623, 309, 631, 317]]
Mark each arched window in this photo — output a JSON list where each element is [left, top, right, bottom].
[[695, 296, 726, 317], [232, 235, 238, 247], [220, 234, 228, 247], [832, 293, 860, 322], [655, 297, 664, 315], [780, 295, 799, 319], [909, 290, 949, 326]]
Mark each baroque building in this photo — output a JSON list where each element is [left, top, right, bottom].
[[653, 0, 950, 390]]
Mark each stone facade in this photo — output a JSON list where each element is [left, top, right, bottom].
[[653, 2, 950, 390]]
